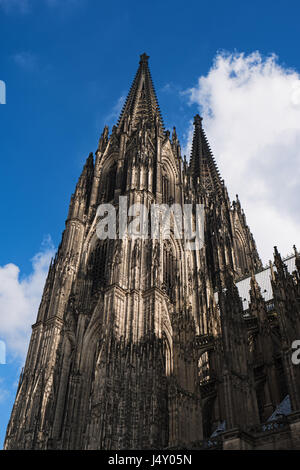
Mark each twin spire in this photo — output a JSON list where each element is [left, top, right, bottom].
[[118, 53, 164, 131], [117, 53, 222, 194], [189, 114, 223, 194]]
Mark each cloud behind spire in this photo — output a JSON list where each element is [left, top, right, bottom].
[[185, 51, 300, 263]]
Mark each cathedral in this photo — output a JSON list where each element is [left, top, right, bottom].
[[4, 53, 300, 450]]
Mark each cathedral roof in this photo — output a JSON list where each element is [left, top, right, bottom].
[[117, 53, 164, 131]]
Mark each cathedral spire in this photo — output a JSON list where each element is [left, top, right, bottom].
[[189, 114, 222, 195], [117, 53, 164, 132], [273, 246, 286, 278], [249, 272, 263, 304], [294, 245, 300, 273]]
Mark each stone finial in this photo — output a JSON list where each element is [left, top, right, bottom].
[[294, 245, 300, 272], [139, 53, 150, 64], [269, 259, 275, 281], [250, 271, 261, 298], [194, 114, 203, 126], [98, 125, 109, 152]]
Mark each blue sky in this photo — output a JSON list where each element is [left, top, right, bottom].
[[1, 0, 300, 448]]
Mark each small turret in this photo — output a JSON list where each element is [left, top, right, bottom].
[[97, 126, 109, 154], [294, 245, 300, 273], [68, 153, 94, 221], [273, 246, 287, 278]]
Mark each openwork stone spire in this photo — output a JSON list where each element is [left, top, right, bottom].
[[190, 114, 222, 195], [117, 53, 164, 131]]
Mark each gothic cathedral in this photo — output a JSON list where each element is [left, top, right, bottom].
[[5, 54, 300, 450]]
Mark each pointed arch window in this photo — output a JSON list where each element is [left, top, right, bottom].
[[100, 163, 117, 202], [107, 163, 117, 201], [163, 242, 177, 299], [160, 332, 170, 447], [198, 351, 210, 384], [90, 240, 109, 294], [235, 233, 247, 274], [162, 168, 174, 204], [162, 172, 169, 203]]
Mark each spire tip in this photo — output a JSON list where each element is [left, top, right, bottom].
[[194, 114, 203, 125], [139, 53, 150, 64]]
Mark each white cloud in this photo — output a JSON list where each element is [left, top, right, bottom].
[[0, 379, 9, 403], [105, 95, 126, 125], [185, 51, 300, 264], [12, 51, 38, 71], [0, 0, 29, 13], [0, 237, 55, 360], [0, 0, 83, 13]]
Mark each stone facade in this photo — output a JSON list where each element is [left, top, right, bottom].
[[4, 53, 300, 450]]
